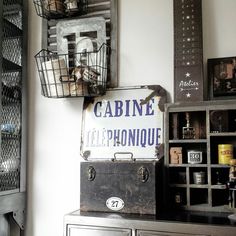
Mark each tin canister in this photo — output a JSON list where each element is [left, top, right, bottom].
[[218, 144, 233, 165], [187, 150, 202, 164], [193, 172, 205, 184]]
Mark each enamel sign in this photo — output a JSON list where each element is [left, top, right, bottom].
[[81, 86, 166, 160]]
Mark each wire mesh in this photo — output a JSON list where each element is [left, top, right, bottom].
[[2, 12, 23, 74], [0, 105, 21, 191], [0, 0, 23, 193], [1, 104, 21, 137], [0, 171, 20, 191], [2, 83, 21, 104], [3, 37, 22, 66], [2, 71, 21, 86], [3, 0, 22, 5], [3, 0, 23, 29], [3, 19, 22, 38], [33, 0, 88, 19], [35, 43, 109, 98]]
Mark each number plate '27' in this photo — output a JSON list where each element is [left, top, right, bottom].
[[106, 197, 125, 211]]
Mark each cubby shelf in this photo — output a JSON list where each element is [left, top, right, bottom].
[[165, 100, 236, 213], [169, 139, 207, 143], [169, 164, 208, 167]]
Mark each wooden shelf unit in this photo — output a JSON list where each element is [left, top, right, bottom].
[[165, 100, 236, 213]]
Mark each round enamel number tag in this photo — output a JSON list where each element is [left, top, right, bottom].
[[106, 197, 124, 211]]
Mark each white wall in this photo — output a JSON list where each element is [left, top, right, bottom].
[[26, 0, 236, 236]]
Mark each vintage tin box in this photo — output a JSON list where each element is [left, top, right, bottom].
[[80, 159, 163, 215], [80, 86, 166, 215]]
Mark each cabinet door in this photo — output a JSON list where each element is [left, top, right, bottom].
[[1, 0, 26, 194], [67, 225, 131, 236], [137, 230, 208, 236]]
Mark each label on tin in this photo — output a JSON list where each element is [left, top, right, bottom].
[[187, 151, 202, 164], [218, 144, 233, 165]]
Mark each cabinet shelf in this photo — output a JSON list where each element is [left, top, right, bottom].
[[3, 0, 22, 13], [0, 188, 19, 197], [3, 19, 22, 38], [211, 164, 230, 168], [209, 132, 236, 137], [170, 184, 187, 188], [169, 139, 207, 144], [2, 58, 22, 72], [211, 185, 227, 190], [183, 204, 211, 211], [1, 133, 21, 139], [3, 4, 22, 13], [189, 184, 208, 188], [169, 164, 208, 167], [170, 184, 210, 189]]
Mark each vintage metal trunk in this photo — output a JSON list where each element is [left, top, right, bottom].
[[80, 86, 166, 215], [80, 160, 162, 215]]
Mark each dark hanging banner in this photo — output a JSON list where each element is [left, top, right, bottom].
[[174, 0, 204, 102]]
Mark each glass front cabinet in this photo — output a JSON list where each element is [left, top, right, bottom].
[[0, 0, 27, 235]]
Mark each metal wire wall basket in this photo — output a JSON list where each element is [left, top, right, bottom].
[[35, 43, 109, 98], [33, 0, 88, 19]]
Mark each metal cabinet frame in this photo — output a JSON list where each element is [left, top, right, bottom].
[[64, 211, 236, 236], [0, 0, 28, 235]]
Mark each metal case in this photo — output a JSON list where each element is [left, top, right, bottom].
[[80, 160, 163, 215]]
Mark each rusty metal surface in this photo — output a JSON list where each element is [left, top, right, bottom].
[[80, 161, 163, 215]]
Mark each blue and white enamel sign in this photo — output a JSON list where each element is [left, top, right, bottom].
[[81, 86, 166, 160]]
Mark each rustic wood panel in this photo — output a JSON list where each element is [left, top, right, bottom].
[[42, 0, 118, 88]]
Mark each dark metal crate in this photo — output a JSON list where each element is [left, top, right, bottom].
[[80, 160, 163, 215]]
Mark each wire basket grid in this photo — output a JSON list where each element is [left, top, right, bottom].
[[35, 43, 109, 98], [33, 0, 88, 19]]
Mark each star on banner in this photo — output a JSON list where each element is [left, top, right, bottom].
[[185, 72, 191, 77], [186, 92, 191, 98]]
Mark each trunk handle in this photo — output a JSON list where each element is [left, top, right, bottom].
[[113, 152, 135, 162]]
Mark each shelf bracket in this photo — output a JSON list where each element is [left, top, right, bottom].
[[13, 208, 25, 230]]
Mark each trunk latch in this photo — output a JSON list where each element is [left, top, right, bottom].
[[138, 166, 149, 183], [87, 166, 96, 181]]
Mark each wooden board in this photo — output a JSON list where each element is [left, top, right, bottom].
[[173, 0, 204, 102]]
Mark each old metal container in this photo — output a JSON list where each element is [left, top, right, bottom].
[[218, 144, 233, 165], [80, 159, 163, 215]]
